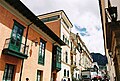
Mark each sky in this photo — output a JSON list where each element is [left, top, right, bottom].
[[21, 0, 105, 55]]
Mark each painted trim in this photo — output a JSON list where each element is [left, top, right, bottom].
[[38, 10, 73, 28], [98, 0, 107, 55]]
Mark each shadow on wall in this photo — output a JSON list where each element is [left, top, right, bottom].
[[0, 54, 22, 73]]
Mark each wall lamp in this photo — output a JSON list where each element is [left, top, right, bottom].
[[108, 50, 113, 58], [107, 6, 117, 22], [31, 38, 38, 46]]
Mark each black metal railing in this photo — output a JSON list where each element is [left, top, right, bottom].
[[3, 38, 29, 55]]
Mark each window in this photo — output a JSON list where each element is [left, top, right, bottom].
[[74, 47, 76, 52], [63, 35, 65, 41], [76, 73, 77, 78], [52, 45, 62, 71], [56, 46, 62, 69], [36, 70, 43, 81], [56, 46, 62, 63], [63, 35, 69, 45], [74, 61, 76, 65], [71, 55, 73, 65], [71, 42, 73, 50], [67, 70, 69, 77], [63, 19, 69, 29], [68, 40, 69, 45], [65, 38, 69, 45], [78, 74, 79, 79], [2, 64, 14, 81], [38, 39, 46, 65], [41, 15, 59, 22], [64, 69, 66, 76], [65, 51, 68, 63], [9, 21, 24, 52], [65, 38, 67, 43]]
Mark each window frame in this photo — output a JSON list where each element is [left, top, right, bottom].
[[36, 70, 43, 81], [2, 64, 15, 81], [38, 38, 46, 65], [56, 46, 62, 68], [9, 20, 24, 52], [41, 15, 60, 22], [63, 35, 65, 41], [76, 73, 77, 78], [65, 51, 68, 63], [67, 70, 69, 77], [64, 69, 66, 77]]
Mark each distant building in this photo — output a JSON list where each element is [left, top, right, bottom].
[[70, 33, 93, 80], [91, 53, 108, 79]]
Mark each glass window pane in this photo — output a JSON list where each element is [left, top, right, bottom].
[[38, 39, 46, 64], [37, 70, 43, 81], [76, 73, 77, 78], [67, 70, 69, 77], [64, 69, 66, 76], [10, 21, 24, 52], [2, 64, 14, 81], [12, 25, 18, 39]]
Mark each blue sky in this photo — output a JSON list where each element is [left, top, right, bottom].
[[21, 0, 105, 55]]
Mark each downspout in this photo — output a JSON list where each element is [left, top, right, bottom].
[[19, 22, 33, 81]]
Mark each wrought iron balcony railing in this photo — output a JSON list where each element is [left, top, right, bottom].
[[2, 38, 29, 59]]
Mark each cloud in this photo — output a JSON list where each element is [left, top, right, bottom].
[[80, 28, 86, 32], [74, 25, 90, 36], [72, 25, 105, 55], [20, 0, 105, 55]]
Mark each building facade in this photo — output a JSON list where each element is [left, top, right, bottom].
[[70, 33, 93, 80], [0, 0, 65, 81], [70, 33, 82, 81], [99, 0, 120, 80], [38, 10, 73, 81]]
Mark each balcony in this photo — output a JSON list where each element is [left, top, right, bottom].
[[52, 45, 62, 72], [2, 38, 29, 59], [70, 48, 77, 55], [71, 61, 77, 69], [53, 61, 61, 72]]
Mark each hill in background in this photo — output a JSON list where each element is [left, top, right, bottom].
[[91, 53, 108, 66]]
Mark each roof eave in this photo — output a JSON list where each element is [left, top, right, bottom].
[[4, 0, 65, 46]]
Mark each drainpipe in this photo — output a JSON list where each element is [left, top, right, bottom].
[[19, 22, 33, 81]]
